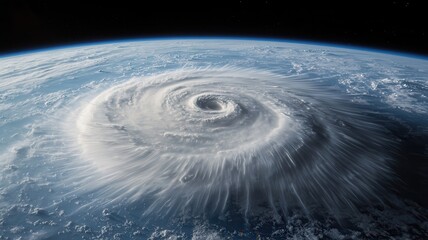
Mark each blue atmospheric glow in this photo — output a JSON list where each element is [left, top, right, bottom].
[[1, 36, 428, 60]]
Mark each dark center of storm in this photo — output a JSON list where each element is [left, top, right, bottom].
[[195, 96, 225, 111]]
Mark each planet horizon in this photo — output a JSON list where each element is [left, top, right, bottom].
[[0, 38, 427, 239]]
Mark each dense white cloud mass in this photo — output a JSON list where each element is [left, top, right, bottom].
[[0, 39, 427, 239]]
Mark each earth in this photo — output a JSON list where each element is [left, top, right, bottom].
[[0, 38, 427, 239]]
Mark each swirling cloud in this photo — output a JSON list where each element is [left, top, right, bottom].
[[70, 68, 393, 218]]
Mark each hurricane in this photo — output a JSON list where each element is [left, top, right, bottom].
[[70, 67, 392, 218], [1, 39, 427, 239]]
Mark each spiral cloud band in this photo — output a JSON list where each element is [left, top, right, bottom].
[[73, 68, 392, 217]]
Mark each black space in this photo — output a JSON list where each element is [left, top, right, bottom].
[[0, 0, 427, 56]]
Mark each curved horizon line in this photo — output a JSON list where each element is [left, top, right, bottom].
[[1, 35, 428, 60]]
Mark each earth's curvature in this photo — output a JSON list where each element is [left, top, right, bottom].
[[0, 38, 427, 239]]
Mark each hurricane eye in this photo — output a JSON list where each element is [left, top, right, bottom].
[[196, 98, 223, 111]]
